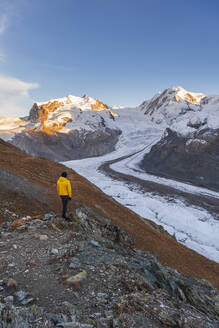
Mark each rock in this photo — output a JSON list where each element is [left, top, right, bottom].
[[62, 301, 75, 314], [39, 234, 48, 241], [4, 295, 14, 303], [97, 293, 107, 298], [44, 213, 54, 220], [69, 231, 78, 237], [72, 205, 134, 249], [16, 225, 28, 232], [14, 291, 27, 302], [39, 224, 47, 229], [90, 313, 102, 319], [56, 323, 77, 328], [51, 248, 59, 255], [28, 259, 36, 265], [65, 271, 87, 285], [33, 233, 39, 239], [96, 317, 112, 328], [0, 303, 6, 310], [50, 222, 61, 232], [21, 297, 34, 305], [90, 240, 100, 247], [69, 258, 81, 269], [46, 312, 68, 325], [2, 222, 10, 230], [57, 323, 94, 328], [7, 278, 17, 288], [8, 263, 15, 267], [49, 217, 69, 230], [215, 301, 219, 314], [104, 310, 113, 319], [11, 218, 30, 228]]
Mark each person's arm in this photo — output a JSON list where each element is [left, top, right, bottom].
[[57, 180, 60, 195], [67, 180, 72, 198]]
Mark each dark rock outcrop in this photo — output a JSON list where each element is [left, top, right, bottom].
[[10, 128, 121, 162], [140, 128, 219, 191]]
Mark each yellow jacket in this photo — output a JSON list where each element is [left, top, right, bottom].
[[57, 177, 72, 197]]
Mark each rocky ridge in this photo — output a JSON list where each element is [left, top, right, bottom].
[[140, 127, 219, 191], [10, 128, 121, 162], [0, 206, 219, 327]]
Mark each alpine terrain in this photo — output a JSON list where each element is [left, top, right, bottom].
[[0, 138, 219, 327], [1, 86, 219, 263], [139, 86, 219, 191]]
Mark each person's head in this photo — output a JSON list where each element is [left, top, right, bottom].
[[61, 171, 67, 178]]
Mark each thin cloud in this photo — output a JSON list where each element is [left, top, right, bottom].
[[0, 75, 39, 117], [0, 15, 8, 34]]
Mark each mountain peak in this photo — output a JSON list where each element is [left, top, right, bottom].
[[25, 93, 118, 135], [140, 86, 206, 116], [173, 86, 205, 105], [171, 85, 185, 91], [82, 93, 92, 101]]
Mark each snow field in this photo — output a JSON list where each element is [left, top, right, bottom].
[[65, 109, 219, 262]]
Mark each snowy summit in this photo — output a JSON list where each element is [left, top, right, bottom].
[[139, 86, 219, 135]]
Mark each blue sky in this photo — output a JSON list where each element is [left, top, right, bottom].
[[0, 0, 219, 116]]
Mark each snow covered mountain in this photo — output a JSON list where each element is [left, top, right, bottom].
[[0, 94, 121, 161], [1, 86, 219, 165], [139, 87, 219, 190], [139, 86, 219, 136], [28, 94, 118, 130]]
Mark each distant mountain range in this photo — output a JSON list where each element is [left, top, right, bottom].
[[0, 86, 219, 189]]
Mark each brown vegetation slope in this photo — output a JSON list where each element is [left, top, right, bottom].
[[0, 138, 219, 289]]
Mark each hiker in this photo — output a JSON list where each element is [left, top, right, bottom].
[[57, 171, 72, 219]]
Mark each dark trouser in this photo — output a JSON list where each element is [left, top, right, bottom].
[[60, 196, 69, 218]]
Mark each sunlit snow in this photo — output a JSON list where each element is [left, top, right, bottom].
[[64, 107, 219, 263]]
